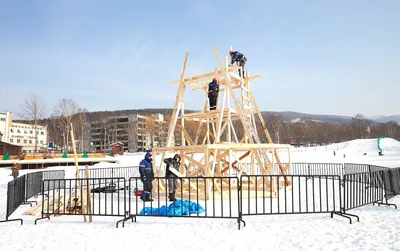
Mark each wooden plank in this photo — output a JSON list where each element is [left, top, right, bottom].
[[168, 167, 183, 177], [152, 143, 290, 153], [168, 66, 242, 85], [181, 152, 203, 169], [179, 125, 194, 146], [194, 120, 203, 145], [229, 119, 239, 143], [70, 123, 87, 223], [165, 52, 189, 147], [85, 165, 93, 222]]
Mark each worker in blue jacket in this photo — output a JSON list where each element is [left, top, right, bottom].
[[229, 50, 247, 78], [139, 151, 154, 201], [208, 78, 219, 110]]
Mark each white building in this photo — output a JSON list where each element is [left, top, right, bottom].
[[0, 111, 12, 142], [9, 122, 48, 152], [0, 111, 48, 153]]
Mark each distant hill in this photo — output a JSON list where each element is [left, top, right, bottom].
[[83, 109, 393, 125], [260, 111, 353, 125], [369, 115, 400, 124], [15, 108, 395, 125]]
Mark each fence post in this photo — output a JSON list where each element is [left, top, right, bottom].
[[0, 180, 23, 225], [237, 176, 245, 230]]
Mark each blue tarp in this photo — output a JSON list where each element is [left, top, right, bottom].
[[139, 200, 205, 216]]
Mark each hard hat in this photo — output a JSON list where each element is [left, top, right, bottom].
[[229, 51, 233, 55], [213, 77, 217, 81]]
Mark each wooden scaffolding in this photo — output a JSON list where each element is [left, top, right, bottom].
[[152, 46, 291, 200]]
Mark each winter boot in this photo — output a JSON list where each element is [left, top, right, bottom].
[[169, 192, 176, 202]]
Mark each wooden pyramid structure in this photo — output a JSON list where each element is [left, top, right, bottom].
[[152, 46, 291, 199]]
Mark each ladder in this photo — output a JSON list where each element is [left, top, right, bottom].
[[212, 45, 274, 174], [239, 80, 273, 173]]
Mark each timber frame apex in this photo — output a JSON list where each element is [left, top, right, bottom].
[[150, 45, 291, 200]]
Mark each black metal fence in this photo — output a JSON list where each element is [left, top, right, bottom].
[[343, 163, 389, 175], [26, 170, 66, 202], [25, 172, 43, 203], [0, 176, 25, 225], [275, 163, 391, 178], [2, 163, 399, 229], [79, 166, 139, 186], [240, 175, 342, 216], [343, 171, 385, 211], [123, 177, 242, 228], [291, 163, 343, 178], [35, 177, 128, 227], [0, 170, 65, 225], [382, 167, 400, 202]]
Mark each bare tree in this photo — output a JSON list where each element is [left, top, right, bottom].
[[127, 119, 138, 152], [145, 117, 157, 149], [19, 93, 47, 153], [384, 121, 397, 138], [47, 115, 65, 150], [267, 115, 284, 143], [53, 98, 80, 152], [100, 116, 112, 152], [351, 114, 372, 139], [75, 108, 88, 151], [299, 117, 316, 145]]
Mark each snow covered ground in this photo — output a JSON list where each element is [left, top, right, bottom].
[[0, 138, 400, 251]]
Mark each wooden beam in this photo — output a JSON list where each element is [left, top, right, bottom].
[[168, 66, 242, 85], [152, 143, 291, 152], [70, 123, 87, 223], [194, 120, 204, 145], [85, 165, 93, 222], [166, 52, 189, 147], [178, 125, 194, 146]]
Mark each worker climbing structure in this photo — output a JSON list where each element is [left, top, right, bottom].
[[152, 46, 292, 200]]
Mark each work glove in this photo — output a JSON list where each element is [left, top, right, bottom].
[[140, 176, 146, 182]]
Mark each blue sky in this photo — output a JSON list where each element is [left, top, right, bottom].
[[0, 0, 399, 119]]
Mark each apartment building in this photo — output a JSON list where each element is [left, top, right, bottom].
[[0, 111, 12, 142], [9, 122, 48, 152], [84, 113, 171, 153], [0, 111, 48, 152]]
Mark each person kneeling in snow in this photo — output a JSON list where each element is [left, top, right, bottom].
[[164, 154, 181, 201], [139, 151, 154, 202]]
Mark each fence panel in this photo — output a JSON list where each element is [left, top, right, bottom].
[[382, 168, 400, 201], [7, 176, 26, 219], [79, 166, 139, 186], [344, 163, 389, 175], [25, 172, 43, 201], [343, 171, 385, 211], [308, 163, 343, 177], [37, 177, 127, 222], [42, 170, 66, 191], [126, 177, 241, 227], [274, 163, 308, 175], [0, 176, 26, 224], [26, 170, 66, 201], [241, 175, 341, 216]]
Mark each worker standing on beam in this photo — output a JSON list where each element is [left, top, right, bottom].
[[229, 50, 247, 78], [208, 77, 219, 110]]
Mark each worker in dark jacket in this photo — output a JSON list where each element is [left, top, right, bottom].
[[11, 163, 20, 180], [139, 151, 154, 201], [229, 50, 247, 78], [164, 154, 181, 201], [208, 78, 219, 110]]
